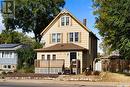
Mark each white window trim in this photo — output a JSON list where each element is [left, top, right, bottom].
[[41, 53, 56, 60], [60, 15, 71, 26], [52, 33, 61, 43], [69, 32, 79, 42]]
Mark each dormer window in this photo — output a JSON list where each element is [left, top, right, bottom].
[[61, 16, 70, 26], [61, 17, 65, 26]]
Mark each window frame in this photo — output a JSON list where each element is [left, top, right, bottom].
[[69, 32, 79, 42], [52, 33, 61, 43], [69, 33, 73, 42], [66, 17, 69, 26], [52, 54, 56, 60], [47, 55, 50, 60], [60, 16, 70, 26], [3, 65, 7, 69], [57, 33, 61, 42], [52, 33, 56, 43], [75, 32, 79, 42], [61, 17, 65, 26], [41, 55, 45, 60], [8, 65, 11, 69]]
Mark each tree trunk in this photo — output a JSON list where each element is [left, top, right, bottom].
[[34, 32, 41, 43]]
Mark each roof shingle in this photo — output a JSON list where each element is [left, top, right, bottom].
[[0, 44, 20, 48], [35, 43, 87, 52]]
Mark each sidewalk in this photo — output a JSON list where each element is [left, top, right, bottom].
[[0, 79, 130, 87]]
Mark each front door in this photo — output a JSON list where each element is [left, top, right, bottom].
[[70, 52, 77, 74], [70, 52, 77, 62]]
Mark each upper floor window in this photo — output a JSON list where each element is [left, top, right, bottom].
[[1, 51, 13, 58], [61, 16, 70, 26], [69, 33, 73, 42], [75, 32, 79, 42], [69, 32, 79, 42], [52, 33, 61, 43]]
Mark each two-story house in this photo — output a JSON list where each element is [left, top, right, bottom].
[[35, 9, 98, 74], [0, 44, 22, 72]]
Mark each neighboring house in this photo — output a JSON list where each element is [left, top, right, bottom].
[[35, 9, 98, 74], [94, 51, 130, 72], [0, 44, 22, 72]]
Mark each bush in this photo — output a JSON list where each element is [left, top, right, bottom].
[[2, 71, 6, 75], [93, 71, 100, 75], [83, 70, 92, 76], [18, 66, 34, 73], [7, 71, 13, 75], [85, 71, 92, 76]]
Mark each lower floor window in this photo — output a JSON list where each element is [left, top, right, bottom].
[[47, 55, 50, 60], [41, 54, 57, 60], [3, 65, 7, 68], [3, 65, 12, 69], [52, 54, 56, 60], [8, 65, 11, 68]]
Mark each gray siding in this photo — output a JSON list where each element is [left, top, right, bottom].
[[0, 52, 17, 65], [0, 57, 17, 65]]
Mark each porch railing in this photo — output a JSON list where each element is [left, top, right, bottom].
[[34, 59, 64, 68]]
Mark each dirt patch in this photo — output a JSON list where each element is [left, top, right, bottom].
[[100, 72, 130, 82], [56, 75, 101, 81], [56, 72, 130, 82]]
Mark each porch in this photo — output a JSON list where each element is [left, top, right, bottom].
[[34, 59, 64, 74]]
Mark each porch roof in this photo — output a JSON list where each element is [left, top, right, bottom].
[[35, 43, 88, 52]]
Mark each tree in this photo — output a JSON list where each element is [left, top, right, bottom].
[[0, 29, 43, 48], [0, 30, 21, 44], [16, 47, 36, 73], [0, 30, 32, 44], [2, 0, 65, 42], [93, 0, 130, 59], [99, 39, 111, 56]]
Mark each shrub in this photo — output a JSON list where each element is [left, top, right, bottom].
[[93, 71, 100, 75], [7, 71, 13, 75], [2, 71, 6, 75], [85, 71, 92, 76], [18, 66, 34, 73]]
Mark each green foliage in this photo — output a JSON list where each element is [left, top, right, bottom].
[[0, 29, 42, 72], [18, 66, 34, 73], [93, 0, 130, 59], [3, 0, 65, 42], [99, 39, 111, 56], [0, 30, 33, 44], [0, 29, 43, 48], [0, 30, 20, 44], [16, 47, 36, 71], [32, 42, 43, 49]]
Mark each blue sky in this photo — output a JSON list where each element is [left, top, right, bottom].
[[0, 0, 102, 53], [64, 0, 102, 53]]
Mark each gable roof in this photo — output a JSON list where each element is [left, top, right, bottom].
[[35, 43, 88, 52], [40, 9, 98, 39]]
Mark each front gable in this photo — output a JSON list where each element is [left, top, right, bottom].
[[40, 9, 91, 36], [40, 9, 97, 49]]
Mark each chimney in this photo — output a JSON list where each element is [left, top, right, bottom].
[[83, 19, 87, 26]]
